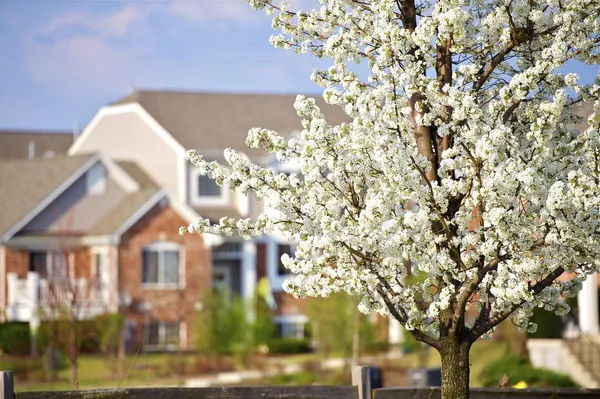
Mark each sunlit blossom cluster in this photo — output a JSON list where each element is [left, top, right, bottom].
[[183, 0, 600, 340]]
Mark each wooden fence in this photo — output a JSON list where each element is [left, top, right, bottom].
[[3, 369, 600, 399]]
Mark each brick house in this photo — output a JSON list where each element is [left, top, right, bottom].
[[0, 149, 214, 350], [66, 90, 350, 338]]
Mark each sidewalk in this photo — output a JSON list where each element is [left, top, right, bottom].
[[185, 351, 404, 387]]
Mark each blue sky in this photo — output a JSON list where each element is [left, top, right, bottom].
[[0, 0, 598, 131], [0, 0, 327, 131]]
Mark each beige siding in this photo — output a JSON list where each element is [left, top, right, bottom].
[[73, 112, 180, 196]]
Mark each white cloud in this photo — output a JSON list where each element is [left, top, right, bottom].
[[40, 6, 148, 39], [168, 0, 256, 24], [24, 6, 159, 94]]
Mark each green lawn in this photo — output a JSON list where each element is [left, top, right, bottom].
[[385, 340, 509, 386], [12, 353, 190, 392], [9, 340, 509, 392]]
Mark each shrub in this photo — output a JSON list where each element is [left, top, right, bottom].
[[268, 338, 312, 354], [35, 318, 103, 354], [0, 356, 46, 381], [479, 354, 578, 388], [363, 340, 390, 354], [0, 322, 31, 355]]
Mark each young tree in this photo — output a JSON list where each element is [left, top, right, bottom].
[[182, 1, 600, 397]]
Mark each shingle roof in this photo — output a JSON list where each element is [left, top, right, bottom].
[[0, 130, 74, 161], [113, 90, 351, 158], [0, 154, 95, 238], [87, 187, 163, 236], [87, 161, 162, 236]]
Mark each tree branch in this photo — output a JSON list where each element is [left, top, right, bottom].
[[469, 266, 565, 341]]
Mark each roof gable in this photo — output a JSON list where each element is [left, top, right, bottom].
[[112, 90, 351, 158], [0, 154, 98, 240]]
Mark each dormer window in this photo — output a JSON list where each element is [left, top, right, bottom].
[[190, 169, 229, 206], [198, 175, 221, 197], [87, 163, 107, 195]]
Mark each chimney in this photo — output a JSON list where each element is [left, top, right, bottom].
[[28, 141, 35, 159]]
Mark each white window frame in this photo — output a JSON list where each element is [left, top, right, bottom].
[[144, 321, 182, 350], [91, 247, 110, 304], [28, 250, 70, 281], [86, 162, 107, 195], [141, 241, 183, 289], [274, 314, 308, 339], [267, 237, 297, 292], [190, 169, 230, 207]]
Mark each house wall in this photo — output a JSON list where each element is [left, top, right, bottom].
[[274, 292, 306, 316], [71, 111, 181, 197], [5, 248, 28, 278], [118, 203, 210, 349], [19, 168, 126, 234]]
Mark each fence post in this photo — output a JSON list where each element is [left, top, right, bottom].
[[352, 366, 371, 399], [0, 371, 14, 399]]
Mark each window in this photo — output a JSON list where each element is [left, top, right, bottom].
[[87, 163, 107, 195], [144, 321, 180, 348], [29, 251, 47, 275], [213, 242, 242, 256], [198, 175, 221, 197], [28, 251, 68, 280], [277, 244, 295, 275], [142, 242, 180, 287], [274, 316, 308, 339]]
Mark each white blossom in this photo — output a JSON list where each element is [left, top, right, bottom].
[[182, 0, 600, 348]]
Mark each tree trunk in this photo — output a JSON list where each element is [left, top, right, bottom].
[[69, 320, 78, 389], [439, 336, 471, 399], [117, 317, 126, 377]]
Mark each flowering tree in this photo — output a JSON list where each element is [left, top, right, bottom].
[[182, 1, 600, 397]]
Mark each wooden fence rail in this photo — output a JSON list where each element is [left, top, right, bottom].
[[4, 369, 600, 399], [0, 371, 358, 399]]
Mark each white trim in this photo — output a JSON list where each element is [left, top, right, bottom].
[[69, 103, 186, 157], [1, 154, 101, 242], [97, 154, 139, 193], [82, 235, 118, 247], [91, 246, 111, 306], [189, 169, 230, 207], [110, 245, 119, 313], [266, 236, 295, 292], [273, 314, 309, 324], [178, 158, 187, 204], [0, 246, 5, 321], [113, 189, 168, 238], [242, 241, 256, 302]]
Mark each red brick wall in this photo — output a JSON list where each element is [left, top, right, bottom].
[[256, 243, 267, 280], [5, 248, 28, 277], [118, 203, 210, 349], [274, 291, 306, 316]]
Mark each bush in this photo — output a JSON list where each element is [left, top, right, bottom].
[[0, 356, 46, 381], [363, 340, 390, 354], [479, 354, 578, 388], [35, 318, 103, 354], [268, 338, 312, 354], [0, 322, 31, 355]]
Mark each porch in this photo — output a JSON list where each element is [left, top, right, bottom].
[[6, 271, 108, 323]]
